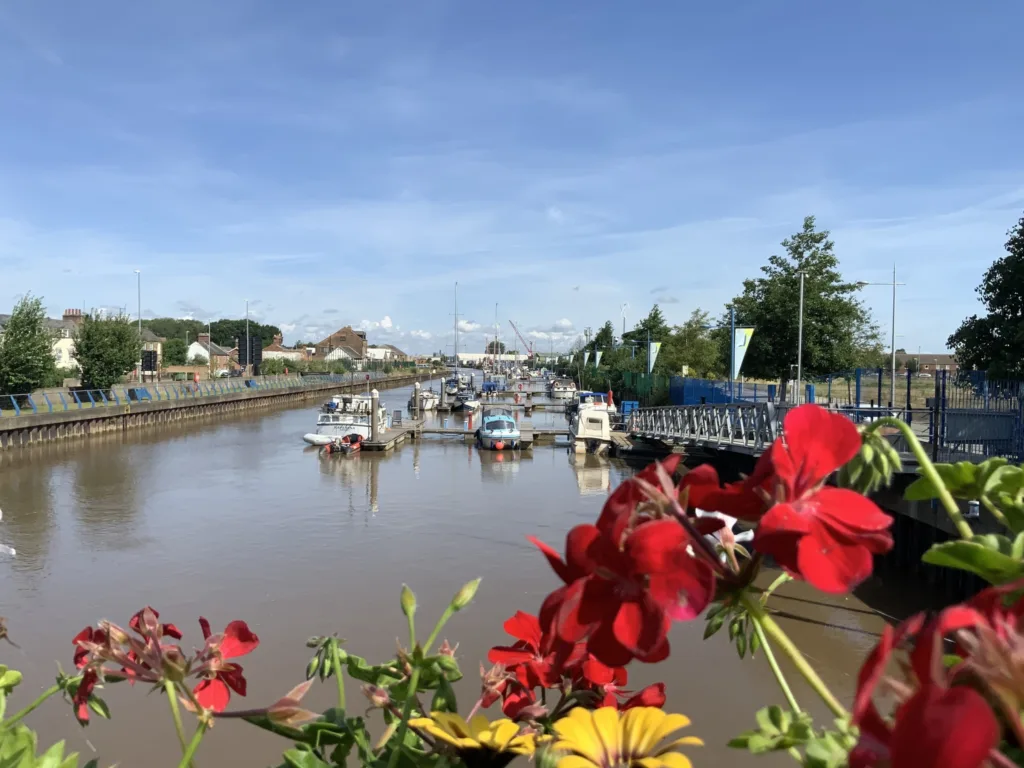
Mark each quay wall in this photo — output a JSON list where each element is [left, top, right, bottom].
[[0, 373, 433, 451]]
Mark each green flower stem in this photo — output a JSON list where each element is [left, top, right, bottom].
[[164, 681, 191, 763], [3, 684, 59, 727], [867, 417, 973, 540], [759, 573, 792, 605], [177, 722, 208, 768], [423, 608, 455, 654], [741, 594, 847, 719], [386, 667, 422, 768], [750, 613, 801, 714], [330, 642, 347, 712], [981, 496, 1011, 529]]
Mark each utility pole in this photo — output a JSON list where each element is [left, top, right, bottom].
[[135, 270, 142, 382], [245, 299, 250, 376], [796, 272, 805, 404]]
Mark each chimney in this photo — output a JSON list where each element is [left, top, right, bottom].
[[62, 308, 84, 325], [198, 333, 211, 347]]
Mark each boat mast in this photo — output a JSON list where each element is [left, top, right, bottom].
[[454, 282, 459, 378]]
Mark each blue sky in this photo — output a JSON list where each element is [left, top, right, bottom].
[[2, 1, 1022, 355]]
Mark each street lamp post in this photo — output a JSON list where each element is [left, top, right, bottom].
[[245, 299, 250, 376], [856, 265, 905, 407], [796, 272, 805, 404], [135, 270, 142, 382]]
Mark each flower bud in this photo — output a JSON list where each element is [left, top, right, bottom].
[[268, 680, 319, 726], [400, 585, 417, 618], [838, 429, 902, 495], [362, 683, 391, 709], [450, 578, 481, 612]]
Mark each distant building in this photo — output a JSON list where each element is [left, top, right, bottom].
[[315, 326, 367, 360], [262, 333, 307, 362], [324, 345, 364, 369], [0, 308, 84, 370], [895, 352, 958, 376], [384, 344, 408, 361], [187, 333, 236, 371], [141, 328, 165, 369]]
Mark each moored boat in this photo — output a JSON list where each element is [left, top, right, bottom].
[[322, 433, 363, 455], [302, 394, 388, 445], [566, 390, 615, 416], [453, 389, 481, 412], [568, 407, 612, 455], [409, 388, 440, 411], [549, 378, 577, 399], [476, 408, 520, 450]]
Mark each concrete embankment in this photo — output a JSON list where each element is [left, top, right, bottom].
[[0, 373, 433, 450]]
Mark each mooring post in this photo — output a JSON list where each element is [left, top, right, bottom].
[[371, 388, 381, 442], [413, 381, 421, 418], [440, 377, 448, 408]]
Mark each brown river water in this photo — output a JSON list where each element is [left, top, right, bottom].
[[0, 380, 898, 766]]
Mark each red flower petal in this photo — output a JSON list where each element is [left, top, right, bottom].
[[648, 560, 715, 620], [612, 598, 667, 657], [586, 619, 636, 668], [194, 677, 231, 712], [853, 614, 925, 725], [220, 621, 259, 659], [220, 665, 248, 696], [163, 623, 183, 640], [198, 617, 212, 640], [625, 519, 687, 574], [581, 657, 616, 686], [487, 646, 536, 667], [795, 520, 875, 594], [528, 536, 574, 584], [621, 682, 666, 710], [814, 488, 894, 534], [503, 612, 542, 648], [910, 606, 985, 685], [683, 464, 767, 521], [73, 669, 97, 725], [890, 685, 999, 768], [501, 688, 536, 719], [564, 525, 606, 579], [554, 580, 594, 643], [777, 405, 861, 494]]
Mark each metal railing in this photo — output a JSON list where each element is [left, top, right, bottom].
[[627, 401, 1024, 463], [0, 370, 417, 418]]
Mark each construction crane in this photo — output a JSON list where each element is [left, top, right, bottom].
[[508, 320, 534, 359]]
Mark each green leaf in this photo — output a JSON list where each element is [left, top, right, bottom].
[[282, 747, 332, 768], [703, 612, 727, 640], [735, 631, 747, 659], [431, 671, 458, 714], [755, 707, 782, 737], [921, 538, 1024, 585]]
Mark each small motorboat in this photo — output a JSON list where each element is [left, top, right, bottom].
[[475, 408, 520, 450], [303, 394, 387, 445], [322, 433, 363, 455], [549, 378, 577, 399], [408, 389, 440, 411], [453, 389, 481, 412], [568, 407, 612, 455]]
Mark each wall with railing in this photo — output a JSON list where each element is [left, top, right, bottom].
[[0, 369, 415, 418]]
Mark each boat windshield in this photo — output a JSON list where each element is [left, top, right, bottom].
[[488, 419, 516, 431]]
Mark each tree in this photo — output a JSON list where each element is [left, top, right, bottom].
[[74, 313, 141, 390], [589, 321, 616, 353], [623, 305, 671, 344], [660, 309, 724, 378], [905, 356, 920, 374], [163, 337, 188, 366], [187, 354, 209, 366], [726, 216, 879, 380], [0, 294, 57, 396], [485, 340, 506, 354], [948, 213, 1024, 378]]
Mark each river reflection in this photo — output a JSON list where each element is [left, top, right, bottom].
[[0, 380, 892, 766]]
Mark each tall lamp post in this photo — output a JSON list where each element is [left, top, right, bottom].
[[856, 264, 905, 407], [135, 270, 142, 382], [245, 299, 250, 376], [796, 272, 805, 404]]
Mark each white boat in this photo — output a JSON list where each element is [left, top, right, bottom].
[[476, 408, 520, 450], [302, 394, 388, 445], [567, 391, 616, 416], [549, 378, 577, 399], [409, 389, 440, 411], [453, 390, 481, 412], [568, 407, 612, 455]]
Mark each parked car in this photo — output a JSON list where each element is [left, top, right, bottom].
[[918, 373, 932, 378]]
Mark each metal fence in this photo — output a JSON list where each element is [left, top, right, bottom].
[[0, 370, 403, 418], [668, 377, 773, 406]]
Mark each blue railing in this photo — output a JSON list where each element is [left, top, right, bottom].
[[0, 370, 411, 418]]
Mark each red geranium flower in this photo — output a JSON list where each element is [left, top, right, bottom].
[[850, 611, 1001, 768], [72, 627, 107, 669], [73, 669, 98, 725], [532, 486, 716, 666], [487, 611, 563, 689], [129, 606, 182, 640], [692, 405, 894, 593], [192, 617, 260, 712], [575, 657, 666, 710]]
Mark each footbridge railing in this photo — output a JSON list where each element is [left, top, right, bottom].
[[627, 402, 782, 454]]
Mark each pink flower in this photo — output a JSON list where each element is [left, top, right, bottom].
[[192, 617, 260, 712]]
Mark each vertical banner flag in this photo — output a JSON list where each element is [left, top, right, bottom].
[[594, 351, 603, 367], [569, 354, 574, 364], [732, 327, 755, 379], [583, 351, 591, 366], [648, 342, 662, 374]]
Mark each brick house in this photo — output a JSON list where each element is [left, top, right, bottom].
[[262, 333, 308, 362], [895, 352, 958, 376], [315, 326, 367, 360]]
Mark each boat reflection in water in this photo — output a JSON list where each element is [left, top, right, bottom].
[[316, 447, 384, 516], [568, 453, 611, 496], [478, 448, 530, 484]]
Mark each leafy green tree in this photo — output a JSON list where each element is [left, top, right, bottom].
[[485, 340, 506, 354], [948, 213, 1024, 377], [588, 321, 616, 353], [905, 356, 920, 375], [0, 294, 57, 395], [660, 309, 724, 377], [259, 357, 287, 375], [187, 354, 209, 366], [727, 216, 879, 380], [74, 313, 142, 390], [163, 337, 187, 366], [624, 305, 671, 344]]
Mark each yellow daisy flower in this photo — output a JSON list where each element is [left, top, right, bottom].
[[552, 706, 703, 768], [410, 711, 541, 765]]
